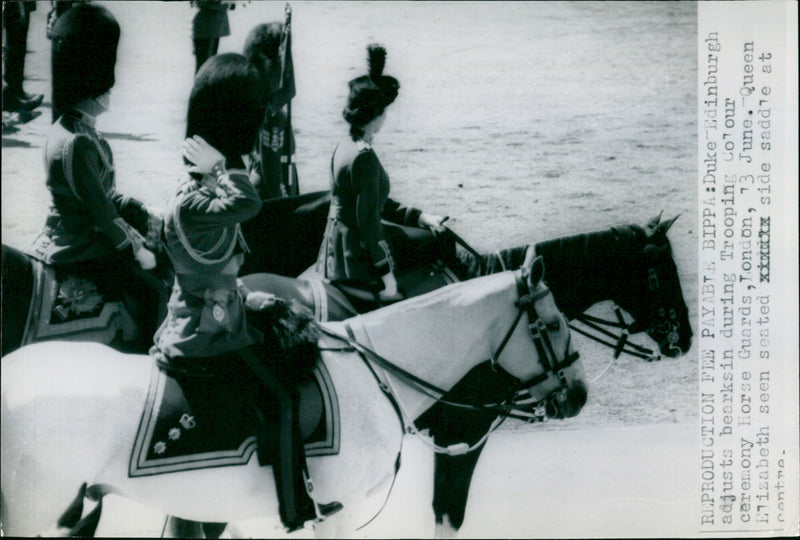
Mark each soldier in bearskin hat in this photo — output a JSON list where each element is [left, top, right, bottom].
[[151, 53, 341, 532], [243, 21, 298, 199], [314, 44, 448, 310], [25, 4, 165, 334]]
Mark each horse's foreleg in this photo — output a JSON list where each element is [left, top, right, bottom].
[[431, 445, 487, 532]]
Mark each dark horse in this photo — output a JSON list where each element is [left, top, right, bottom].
[[1, 191, 692, 534], [416, 214, 692, 532]]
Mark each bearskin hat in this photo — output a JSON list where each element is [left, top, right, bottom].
[[186, 53, 265, 161], [51, 4, 120, 120]]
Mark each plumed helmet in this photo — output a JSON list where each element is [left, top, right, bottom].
[[342, 44, 399, 129], [186, 53, 265, 161], [51, 4, 120, 119]]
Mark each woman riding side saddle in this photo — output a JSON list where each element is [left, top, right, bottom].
[[315, 44, 448, 311]]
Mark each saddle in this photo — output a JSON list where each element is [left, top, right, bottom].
[[130, 356, 340, 477], [21, 259, 139, 348], [132, 299, 341, 477]]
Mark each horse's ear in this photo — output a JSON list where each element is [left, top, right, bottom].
[[526, 255, 545, 288], [645, 210, 664, 234], [663, 214, 681, 232], [649, 214, 680, 238]]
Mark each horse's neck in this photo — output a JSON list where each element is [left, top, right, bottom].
[[535, 226, 644, 319], [343, 272, 524, 416]]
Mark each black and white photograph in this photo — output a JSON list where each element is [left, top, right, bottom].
[[1, 1, 797, 538]]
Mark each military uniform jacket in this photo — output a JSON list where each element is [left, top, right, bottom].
[[191, 0, 230, 39], [249, 109, 296, 199], [26, 110, 151, 264], [315, 140, 422, 286], [152, 168, 263, 359]]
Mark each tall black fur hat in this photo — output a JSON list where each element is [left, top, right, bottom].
[[51, 4, 120, 119], [342, 44, 400, 128], [243, 22, 284, 66], [186, 53, 266, 161], [243, 22, 289, 111]]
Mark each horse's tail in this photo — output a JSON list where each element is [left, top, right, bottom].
[[1, 244, 35, 356]]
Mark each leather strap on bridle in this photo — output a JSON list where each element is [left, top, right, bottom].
[[570, 308, 658, 361]]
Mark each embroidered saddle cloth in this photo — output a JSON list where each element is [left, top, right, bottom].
[[22, 259, 136, 347], [129, 359, 340, 477]]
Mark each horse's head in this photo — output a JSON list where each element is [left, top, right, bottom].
[[614, 214, 693, 358], [514, 253, 588, 420]]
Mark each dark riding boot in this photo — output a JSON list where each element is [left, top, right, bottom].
[[277, 392, 343, 532], [241, 348, 342, 531]]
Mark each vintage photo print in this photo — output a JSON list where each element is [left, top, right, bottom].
[[1, 1, 796, 537]]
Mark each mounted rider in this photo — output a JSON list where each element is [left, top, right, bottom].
[[150, 53, 340, 533], [24, 3, 165, 335], [314, 44, 449, 311]]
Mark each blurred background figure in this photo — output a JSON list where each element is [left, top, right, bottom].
[[2, 0, 44, 118], [243, 15, 298, 199], [46, 1, 85, 40], [191, 0, 233, 74]]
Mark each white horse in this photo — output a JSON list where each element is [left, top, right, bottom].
[[1, 257, 587, 537]]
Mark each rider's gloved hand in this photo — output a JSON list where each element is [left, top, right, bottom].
[[246, 291, 278, 311], [379, 272, 403, 301], [418, 213, 449, 234], [182, 135, 226, 176], [135, 247, 157, 270]]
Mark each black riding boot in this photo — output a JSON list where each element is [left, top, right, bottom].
[[241, 348, 342, 531]]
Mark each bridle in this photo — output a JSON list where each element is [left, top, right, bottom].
[[565, 240, 685, 371], [318, 263, 582, 456]]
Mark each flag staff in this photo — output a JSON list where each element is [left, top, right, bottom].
[[281, 3, 298, 196]]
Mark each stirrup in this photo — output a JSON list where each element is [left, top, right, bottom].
[[303, 469, 343, 523], [315, 501, 343, 521]]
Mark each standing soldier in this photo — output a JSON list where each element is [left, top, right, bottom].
[[191, 0, 232, 74], [2, 1, 44, 116], [243, 18, 298, 199]]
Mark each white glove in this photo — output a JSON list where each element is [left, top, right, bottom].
[[134, 247, 157, 270], [419, 213, 449, 233], [379, 272, 403, 301], [246, 291, 278, 311], [182, 135, 226, 175]]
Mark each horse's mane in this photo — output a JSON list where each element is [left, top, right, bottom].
[[533, 224, 647, 266]]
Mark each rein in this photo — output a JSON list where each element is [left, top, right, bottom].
[[452, 229, 673, 369], [317, 268, 579, 455], [570, 307, 659, 362]]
